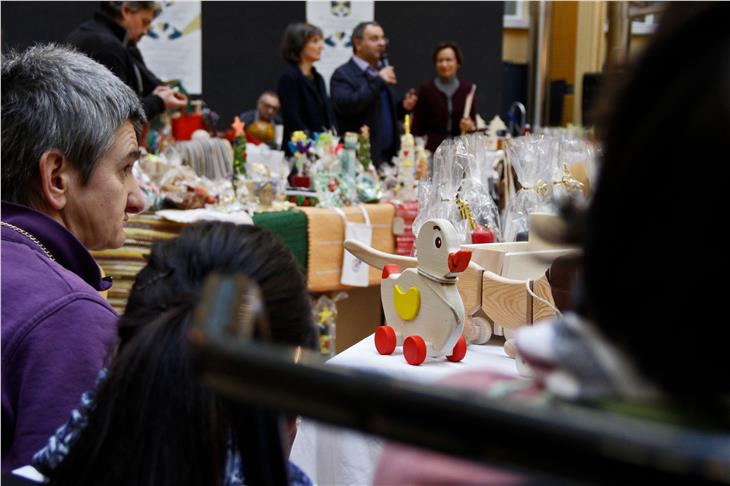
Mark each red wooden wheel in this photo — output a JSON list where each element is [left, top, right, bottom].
[[403, 335, 427, 365], [447, 335, 467, 362], [375, 325, 397, 355]]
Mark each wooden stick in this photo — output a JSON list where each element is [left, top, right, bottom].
[[463, 83, 477, 119]]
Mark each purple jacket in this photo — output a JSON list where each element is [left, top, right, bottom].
[[1, 201, 118, 472]]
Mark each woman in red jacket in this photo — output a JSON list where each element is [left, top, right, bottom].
[[412, 41, 477, 153]]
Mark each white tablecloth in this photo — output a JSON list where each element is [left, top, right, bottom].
[[289, 334, 520, 486]]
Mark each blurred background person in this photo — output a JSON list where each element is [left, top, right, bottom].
[[67, 1, 188, 121], [330, 21, 417, 168], [376, 2, 730, 482], [411, 41, 476, 153], [240, 91, 283, 148], [277, 22, 335, 156]]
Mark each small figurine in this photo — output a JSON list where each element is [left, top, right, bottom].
[[414, 137, 429, 181], [357, 125, 372, 172], [230, 116, 247, 197], [312, 131, 340, 173], [341, 131, 359, 178], [487, 115, 507, 151], [312, 292, 347, 357], [393, 114, 417, 201], [288, 130, 313, 184]]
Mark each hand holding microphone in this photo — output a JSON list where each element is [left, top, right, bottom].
[[378, 50, 397, 84]]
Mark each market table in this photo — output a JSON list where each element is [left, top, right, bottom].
[[288, 333, 520, 486]]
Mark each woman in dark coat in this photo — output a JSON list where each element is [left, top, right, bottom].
[[277, 22, 335, 155], [411, 41, 476, 153]]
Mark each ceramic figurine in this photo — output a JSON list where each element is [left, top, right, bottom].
[[346, 218, 472, 365], [341, 131, 359, 178], [357, 126, 372, 172], [393, 115, 417, 201], [414, 137, 429, 181], [487, 115, 507, 151]]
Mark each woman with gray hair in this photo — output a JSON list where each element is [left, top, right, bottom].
[[1, 44, 146, 472]]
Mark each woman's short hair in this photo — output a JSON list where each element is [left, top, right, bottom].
[[280, 22, 323, 64], [1, 44, 145, 207], [432, 41, 464, 65]]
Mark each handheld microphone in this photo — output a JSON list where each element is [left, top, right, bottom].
[[380, 50, 390, 68]]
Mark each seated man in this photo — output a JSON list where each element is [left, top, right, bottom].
[[1, 44, 146, 472], [240, 91, 283, 147]]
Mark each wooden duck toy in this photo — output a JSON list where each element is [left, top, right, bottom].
[[345, 218, 472, 365]]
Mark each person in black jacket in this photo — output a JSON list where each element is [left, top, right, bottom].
[[67, 1, 187, 121], [330, 21, 417, 168], [277, 22, 335, 155]]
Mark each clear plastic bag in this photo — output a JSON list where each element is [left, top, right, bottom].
[[413, 139, 463, 237], [458, 133, 502, 242], [502, 135, 559, 241], [312, 292, 348, 358], [412, 135, 501, 244]]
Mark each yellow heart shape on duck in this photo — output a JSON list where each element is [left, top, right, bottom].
[[393, 285, 420, 321]]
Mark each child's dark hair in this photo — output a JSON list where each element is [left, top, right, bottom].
[[48, 222, 317, 486]]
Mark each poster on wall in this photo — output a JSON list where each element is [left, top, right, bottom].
[[138, 1, 202, 94], [306, 1, 375, 92]]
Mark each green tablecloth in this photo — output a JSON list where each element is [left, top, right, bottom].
[[252, 210, 308, 271]]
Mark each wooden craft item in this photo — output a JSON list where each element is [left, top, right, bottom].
[[463, 83, 477, 120], [345, 218, 471, 365], [346, 214, 577, 372]]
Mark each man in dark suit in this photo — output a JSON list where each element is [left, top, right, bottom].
[[330, 21, 417, 168]]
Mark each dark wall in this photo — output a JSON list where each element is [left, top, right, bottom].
[[1, 1, 503, 130]]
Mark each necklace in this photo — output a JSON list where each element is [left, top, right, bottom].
[[1, 221, 56, 262]]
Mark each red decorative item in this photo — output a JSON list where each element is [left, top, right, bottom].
[[171, 113, 205, 141], [446, 335, 467, 362], [390, 201, 419, 256], [382, 264, 401, 279], [292, 175, 311, 189], [375, 325, 397, 355], [403, 335, 427, 365], [471, 226, 495, 244], [447, 250, 472, 273]]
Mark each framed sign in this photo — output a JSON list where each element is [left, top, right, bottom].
[[138, 1, 202, 94]]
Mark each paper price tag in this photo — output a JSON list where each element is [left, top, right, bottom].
[[335, 206, 372, 287]]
